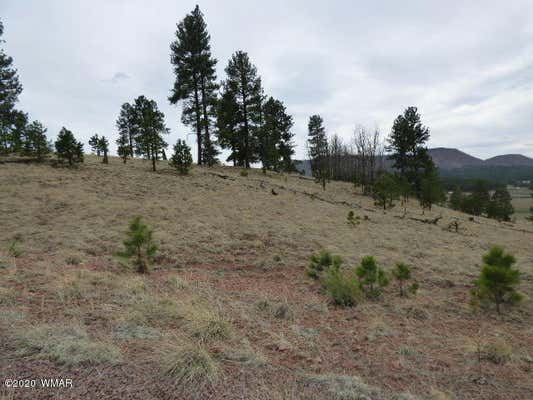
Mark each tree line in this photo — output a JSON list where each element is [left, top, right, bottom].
[[307, 106, 446, 211]]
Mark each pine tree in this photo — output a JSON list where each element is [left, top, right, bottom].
[[55, 127, 83, 165], [258, 97, 294, 173], [0, 19, 24, 154], [216, 89, 240, 166], [116, 136, 129, 163], [449, 185, 463, 210], [122, 216, 158, 274], [133, 96, 169, 172], [487, 187, 514, 222], [217, 51, 263, 168], [23, 120, 51, 161], [98, 136, 109, 164], [170, 5, 218, 166], [462, 180, 490, 216], [89, 134, 100, 156], [307, 115, 329, 190], [419, 165, 445, 211], [169, 139, 193, 175], [356, 256, 389, 298], [386, 107, 432, 193], [372, 172, 399, 210], [392, 262, 419, 297], [116, 102, 137, 157], [471, 246, 522, 314]]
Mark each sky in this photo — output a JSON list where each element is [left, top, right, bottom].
[[2, 0, 533, 160]]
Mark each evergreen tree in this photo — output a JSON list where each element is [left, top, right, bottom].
[[307, 115, 329, 190], [23, 120, 51, 161], [216, 89, 240, 166], [372, 172, 399, 210], [217, 51, 263, 168], [386, 107, 432, 193], [356, 256, 389, 298], [419, 165, 445, 211], [471, 246, 522, 314], [258, 96, 294, 172], [98, 136, 109, 164], [133, 96, 169, 171], [116, 102, 138, 157], [487, 187, 514, 222], [170, 5, 218, 166], [462, 180, 490, 216], [0, 19, 24, 154], [55, 127, 83, 165], [169, 139, 193, 175], [449, 185, 463, 210], [89, 134, 100, 156], [116, 129, 130, 164], [122, 216, 158, 274]]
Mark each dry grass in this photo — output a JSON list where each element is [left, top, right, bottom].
[[0, 155, 532, 399]]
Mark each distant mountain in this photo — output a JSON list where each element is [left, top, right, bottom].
[[294, 147, 533, 178], [427, 148, 483, 169], [484, 154, 533, 167]]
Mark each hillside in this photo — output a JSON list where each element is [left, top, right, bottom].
[[484, 154, 533, 167], [1, 156, 532, 400], [427, 148, 484, 169]]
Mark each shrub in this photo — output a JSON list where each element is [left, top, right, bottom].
[[322, 266, 361, 307], [240, 169, 248, 177], [307, 250, 341, 280], [169, 139, 193, 175], [122, 216, 158, 273], [347, 210, 360, 226], [162, 343, 219, 387], [356, 256, 389, 298], [392, 262, 418, 297], [483, 338, 512, 365], [372, 172, 399, 210], [471, 246, 522, 314]]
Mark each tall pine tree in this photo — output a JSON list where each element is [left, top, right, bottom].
[[386, 107, 432, 193], [116, 102, 138, 157], [0, 19, 24, 154], [169, 5, 218, 166], [258, 96, 295, 173], [217, 51, 263, 168], [133, 96, 168, 171], [307, 115, 329, 190]]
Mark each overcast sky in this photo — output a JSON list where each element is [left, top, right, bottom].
[[2, 0, 533, 160]]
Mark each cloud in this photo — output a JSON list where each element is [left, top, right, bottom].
[[107, 72, 131, 84], [2, 0, 532, 159]]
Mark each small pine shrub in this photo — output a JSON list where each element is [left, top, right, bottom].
[[392, 262, 418, 297], [356, 256, 389, 298], [122, 216, 158, 273], [307, 250, 342, 280], [471, 245, 522, 314], [322, 266, 361, 307], [347, 211, 360, 226], [240, 169, 248, 177], [8, 241, 21, 258]]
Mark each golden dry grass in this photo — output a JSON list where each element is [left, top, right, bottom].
[[0, 155, 532, 399]]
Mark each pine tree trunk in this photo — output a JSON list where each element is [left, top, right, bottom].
[[193, 81, 202, 165], [200, 78, 211, 166]]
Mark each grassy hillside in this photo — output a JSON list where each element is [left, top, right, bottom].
[[1, 156, 532, 400]]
